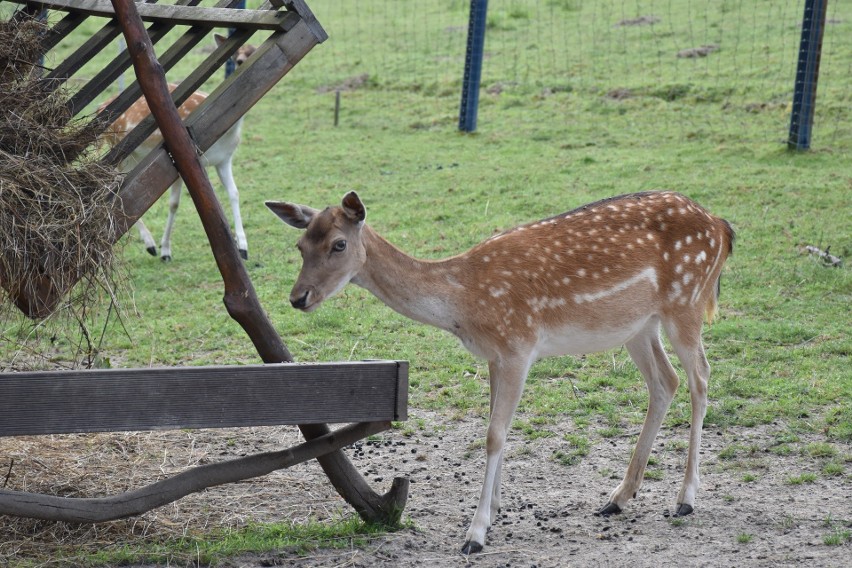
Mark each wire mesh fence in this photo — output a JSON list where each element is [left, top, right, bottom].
[[2, 0, 848, 148], [272, 0, 851, 150]]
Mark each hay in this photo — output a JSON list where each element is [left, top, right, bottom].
[[0, 427, 330, 566], [0, 18, 124, 345]]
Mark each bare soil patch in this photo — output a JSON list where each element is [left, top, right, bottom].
[[2, 410, 850, 567]]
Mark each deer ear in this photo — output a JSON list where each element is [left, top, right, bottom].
[[265, 201, 317, 229], [341, 191, 366, 224]]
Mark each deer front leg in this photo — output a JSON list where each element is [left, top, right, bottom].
[[135, 220, 158, 256], [599, 326, 679, 515], [463, 357, 530, 555], [159, 179, 183, 262], [216, 159, 247, 260]]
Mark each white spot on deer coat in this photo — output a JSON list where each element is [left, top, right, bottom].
[[573, 268, 658, 304], [668, 281, 682, 301]]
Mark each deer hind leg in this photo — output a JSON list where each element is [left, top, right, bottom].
[[216, 159, 247, 260], [463, 356, 531, 555], [663, 316, 710, 517], [487, 370, 505, 519], [159, 179, 183, 262], [135, 221, 157, 256], [599, 319, 680, 515]]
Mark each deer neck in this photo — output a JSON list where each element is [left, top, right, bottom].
[[351, 226, 462, 332]]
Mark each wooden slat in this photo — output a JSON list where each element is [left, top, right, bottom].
[[66, 0, 208, 116], [276, 0, 328, 42], [7, 0, 293, 30], [101, 22, 266, 165], [111, 16, 318, 231], [0, 361, 408, 436], [41, 16, 125, 91], [39, 9, 87, 53]]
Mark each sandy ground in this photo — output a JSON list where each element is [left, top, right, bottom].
[[2, 409, 850, 567]]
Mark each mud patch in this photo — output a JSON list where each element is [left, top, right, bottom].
[[615, 16, 660, 27], [677, 44, 720, 58], [316, 73, 370, 94]]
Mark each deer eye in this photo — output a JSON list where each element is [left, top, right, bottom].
[[332, 239, 347, 253]]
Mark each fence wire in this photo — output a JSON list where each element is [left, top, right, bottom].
[[273, 0, 850, 150]]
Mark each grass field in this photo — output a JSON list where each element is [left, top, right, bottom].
[[1, 1, 851, 565]]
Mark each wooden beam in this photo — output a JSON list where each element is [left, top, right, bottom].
[[6, 0, 294, 30], [0, 421, 398, 523], [0, 361, 408, 436]]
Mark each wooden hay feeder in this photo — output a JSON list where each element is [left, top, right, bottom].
[[0, 0, 410, 527]]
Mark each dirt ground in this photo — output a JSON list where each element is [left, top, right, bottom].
[[2, 408, 851, 567]]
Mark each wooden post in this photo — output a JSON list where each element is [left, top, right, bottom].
[[109, 0, 407, 524]]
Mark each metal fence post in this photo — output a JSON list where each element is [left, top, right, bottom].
[[459, 0, 488, 132], [788, 0, 828, 151]]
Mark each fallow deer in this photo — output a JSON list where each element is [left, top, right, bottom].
[[101, 35, 255, 261], [266, 190, 735, 554]]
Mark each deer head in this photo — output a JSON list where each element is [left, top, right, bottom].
[[266, 192, 367, 311]]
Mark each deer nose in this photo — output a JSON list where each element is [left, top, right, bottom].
[[290, 290, 310, 310]]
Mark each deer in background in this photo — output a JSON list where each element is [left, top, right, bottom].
[[266, 190, 735, 554], [100, 35, 255, 261]]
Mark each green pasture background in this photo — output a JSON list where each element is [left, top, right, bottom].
[[0, 0, 850, 563]]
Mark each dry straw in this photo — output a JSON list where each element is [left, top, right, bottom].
[[0, 18, 127, 368], [0, 19, 123, 328]]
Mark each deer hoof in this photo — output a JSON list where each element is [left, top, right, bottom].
[[239, 249, 248, 260], [146, 246, 157, 256], [595, 502, 622, 517], [461, 540, 483, 555], [161, 255, 172, 263], [673, 503, 694, 517]]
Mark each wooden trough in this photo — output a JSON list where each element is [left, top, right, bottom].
[[0, 0, 411, 526], [0, 361, 407, 522]]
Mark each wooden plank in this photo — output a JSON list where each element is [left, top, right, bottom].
[[395, 361, 409, 422], [277, 0, 328, 42], [0, 361, 408, 436], [6, 0, 294, 31]]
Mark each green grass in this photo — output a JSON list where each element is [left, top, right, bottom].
[[1, 0, 852, 565], [823, 528, 852, 546], [56, 517, 395, 568]]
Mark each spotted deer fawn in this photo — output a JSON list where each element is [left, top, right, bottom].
[[100, 35, 255, 261], [266, 191, 734, 554]]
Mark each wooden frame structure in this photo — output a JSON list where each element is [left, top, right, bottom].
[[0, 0, 410, 526]]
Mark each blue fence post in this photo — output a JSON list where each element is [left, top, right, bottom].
[[459, 0, 488, 132], [225, 0, 247, 78], [36, 8, 48, 74], [788, 0, 828, 151]]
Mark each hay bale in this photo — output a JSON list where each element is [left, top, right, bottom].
[[0, 18, 123, 320]]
